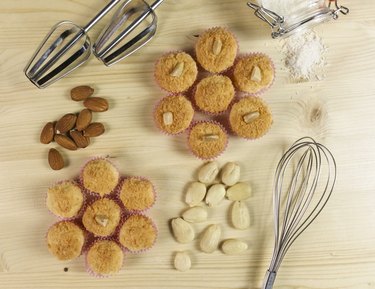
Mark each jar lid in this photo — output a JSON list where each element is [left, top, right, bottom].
[[247, 0, 349, 38]]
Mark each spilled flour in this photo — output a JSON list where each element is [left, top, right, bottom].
[[281, 30, 327, 81]]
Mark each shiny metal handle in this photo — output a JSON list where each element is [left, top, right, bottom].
[[262, 270, 277, 289], [84, 0, 122, 32]]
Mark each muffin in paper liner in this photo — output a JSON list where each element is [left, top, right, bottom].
[[195, 27, 239, 74], [116, 176, 156, 213], [117, 213, 158, 254], [230, 52, 275, 96], [79, 157, 120, 198], [81, 196, 123, 238], [191, 74, 235, 115], [153, 94, 195, 135], [46, 180, 86, 220], [85, 237, 125, 278], [228, 96, 273, 140], [154, 51, 198, 94], [46, 220, 86, 261], [187, 120, 229, 160]]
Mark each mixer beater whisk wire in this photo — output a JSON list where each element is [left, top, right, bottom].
[[263, 137, 337, 289]]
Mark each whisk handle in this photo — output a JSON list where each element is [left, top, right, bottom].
[[262, 270, 277, 289], [150, 0, 165, 10], [84, 0, 122, 32]]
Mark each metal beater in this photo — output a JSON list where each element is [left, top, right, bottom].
[[262, 137, 336, 289], [94, 0, 164, 66], [24, 0, 122, 88]]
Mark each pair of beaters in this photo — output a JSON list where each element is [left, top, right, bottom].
[[24, 0, 164, 88]]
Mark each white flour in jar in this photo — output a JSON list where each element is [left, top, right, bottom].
[[259, 0, 327, 81]]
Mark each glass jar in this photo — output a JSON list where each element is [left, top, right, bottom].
[[247, 0, 349, 38]]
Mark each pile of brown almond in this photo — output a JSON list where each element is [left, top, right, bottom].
[[40, 86, 109, 170], [170, 161, 252, 272]]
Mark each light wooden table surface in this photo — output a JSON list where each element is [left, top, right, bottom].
[[1, 1, 375, 288]]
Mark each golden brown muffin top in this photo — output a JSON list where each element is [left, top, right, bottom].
[[119, 177, 155, 211], [188, 122, 228, 159], [47, 181, 83, 218], [155, 52, 198, 93], [47, 221, 85, 261], [119, 215, 157, 252], [82, 159, 119, 197], [194, 75, 235, 114], [87, 240, 123, 275], [229, 97, 272, 139], [195, 27, 238, 73], [154, 95, 194, 134], [82, 198, 121, 237], [233, 54, 274, 94]]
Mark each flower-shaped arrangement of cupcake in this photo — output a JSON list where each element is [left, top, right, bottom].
[[153, 27, 274, 160], [45, 158, 157, 277]]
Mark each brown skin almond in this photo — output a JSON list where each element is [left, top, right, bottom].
[[40, 122, 55, 144], [54, 134, 78, 151], [83, 123, 105, 137], [76, 109, 92, 131], [83, 97, 109, 112], [48, 148, 64, 170], [55, 113, 77, 134], [70, 130, 90, 148], [71, 85, 94, 101]]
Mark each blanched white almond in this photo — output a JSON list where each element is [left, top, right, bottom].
[[198, 161, 219, 184], [202, 134, 219, 141], [231, 201, 250, 230], [170, 62, 184, 77], [226, 182, 252, 201], [185, 182, 206, 206], [212, 38, 223, 55], [163, 112, 173, 125], [200, 224, 221, 253], [171, 218, 195, 243], [250, 65, 262, 82], [221, 162, 241, 186], [174, 251, 192, 272], [182, 206, 208, 223], [221, 239, 248, 255], [205, 184, 226, 207], [243, 112, 260, 124]]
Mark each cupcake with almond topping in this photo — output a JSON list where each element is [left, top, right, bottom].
[[229, 96, 272, 139], [187, 121, 228, 160], [154, 94, 194, 135], [154, 52, 198, 93], [195, 27, 238, 73], [232, 53, 275, 95], [82, 198, 121, 237]]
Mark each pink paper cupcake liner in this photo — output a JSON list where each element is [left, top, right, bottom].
[[194, 26, 240, 74], [154, 50, 199, 94], [116, 213, 158, 254], [187, 120, 229, 160], [79, 156, 120, 199], [46, 180, 87, 221], [229, 52, 276, 97], [115, 176, 157, 214], [84, 236, 125, 278], [153, 94, 195, 136]]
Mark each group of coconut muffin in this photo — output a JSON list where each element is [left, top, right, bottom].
[[154, 27, 274, 160], [46, 158, 157, 277]]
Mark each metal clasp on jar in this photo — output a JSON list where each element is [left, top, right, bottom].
[[247, 0, 349, 38]]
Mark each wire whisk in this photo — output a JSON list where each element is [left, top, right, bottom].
[[263, 137, 337, 289]]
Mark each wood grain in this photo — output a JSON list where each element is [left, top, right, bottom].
[[1, 0, 375, 288]]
